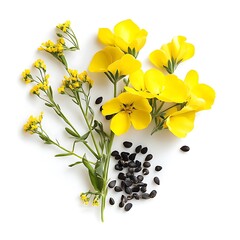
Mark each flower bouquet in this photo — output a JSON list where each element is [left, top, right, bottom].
[[22, 19, 215, 221]]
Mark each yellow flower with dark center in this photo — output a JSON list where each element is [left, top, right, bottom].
[[102, 92, 152, 135], [98, 19, 148, 55], [149, 36, 194, 73], [126, 69, 188, 103]]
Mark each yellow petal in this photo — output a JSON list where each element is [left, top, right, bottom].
[[98, 28, 115, 46], [110, 111, 131, 135], [108, 54, 141, 75], [184, 70, 199, 89], [133, 96, 152, 113], [130, 110, 152, 130], [159, 75, 189, 103], [171, 36, 186, 59], [124, 86, 154, 99], [149, 49, 169, 68], [102, 98, 121, 116], [114, 19, 140, 45], [166, 111, 196, 138], [190, 83, 216, 110], [117, 92, 139, 105], [129, 69, 145, 90], [89, 46, 124, 72], [144, 69, 165, 95], [128, 29, 148, 52]]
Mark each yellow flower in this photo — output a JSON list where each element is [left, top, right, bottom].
[[57, 20, 71, 32], [34, 59, 46, 71], [149, 36, 195, 73], [22, 69, 32, 84], [80, 193, 90, 205], [165, 106, 196, 138], [24, 112, 43, 134], [92, 196, 99, 206], [126, 69, 188, 103], [102, 92, 152, 135], [89, 46, 141, 78], [184, 70, 215, 111], [98, 19, 148, 54], [38, 39, 65, 55]]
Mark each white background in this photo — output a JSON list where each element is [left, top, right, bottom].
[[1, 0, 240, 239]]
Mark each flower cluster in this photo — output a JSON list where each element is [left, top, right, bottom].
[[22, 19, 215, 221]]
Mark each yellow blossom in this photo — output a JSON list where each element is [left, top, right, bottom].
[[38, 39, 65, 55], [34, 59, 46, 71], [102, 92, 152, 135], [89, 46, 141, 77], [98, 19, 148, 54], [22, 69, 32, 84], [149, 36, 195, 73], [57, 20, 71, 32], [80, 193, 90, 205], [92, 196, 99, 206], [23, 112, 43, 134], [126, 69, 189, 103]]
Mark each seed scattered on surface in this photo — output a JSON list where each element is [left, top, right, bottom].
[[145, 154, 153, 161], [105, 114, 114, 120], [114, 186, 123, 192], [124, 203, 133, 211], [154, 177, 160, 185], [109, 197, 115, 205], [129, 153, 136, 160], [149, 190, 157, 198], [125, 186, 132, 194], [141, 193, 150, 199], [135, 145, 142, 153], [180, 145, 190, 152], [141, 147, 148, 154], [123, 141, 133, 148], [137, 175, 144, 182], [111, 150, 119, 157], [121, 195, 128, 203], [119, 201, 125, 208], [114, 154, 121, 160], [99, 105, 103, 111], [143, 162, 151, 168], [115, 164, 123, 171], [118, 172, 126, 180], [133, 193, 140, 200], [124, 179, 133, 187], [141, 186, 147, 193], [155, 165, 162, 171], [95, 96, 103, 104], [142, 168, 149, 175], [108, 180, 116, 188]]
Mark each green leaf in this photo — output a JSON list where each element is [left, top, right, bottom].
[[68, 161, 82, 167], [65, 127, 79, 137], [45, 103, 54, 108], [55, 153, 72, 157]]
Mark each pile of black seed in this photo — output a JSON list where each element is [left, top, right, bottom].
[[108, 141, 162, 212]]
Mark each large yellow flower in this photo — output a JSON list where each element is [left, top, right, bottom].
[[88, 46, 141, 77], [149, 36, 194, 73], [98, 19, 148, 55], [102, 92, 152, 135], [125, 69, 189, 103], [184, 70, 215, 111]]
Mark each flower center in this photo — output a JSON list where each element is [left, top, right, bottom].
[[122, 103, 134, 114]]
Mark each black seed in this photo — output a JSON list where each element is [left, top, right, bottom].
[[143, 162, 151, 168], [105, 114, 114, 120], [141, 186, 147, 193], [155, 165, 162, 171], [121, 181, 126, 189], [180, 145, 190, 152], [142, 168, 149, 175], [118, 172, 126, 180], [125, 186, 132, 194], [121, 152, 129, 161], [134, 167, 142, 173], [130, 175, 138, 184], [119, 201, 125, 208], [114, 186, 122, 192], [128, 161, 137, 168], [128, 167, 134, 174], [129, 153, 136, 160], [142, 193, 150, 199], [121, 195, 128, 203], [154, 177, 160, 185], [124, 179, 133, 187], [145, 154, 153, 161], [124, 203, 133, 211], [133, 193, 140, 200], [126, 172, 133, 178], [135, 145, 142, 153], [109, 197, 115, 205], [123, 141, 133, 148], [137, 175, 144, 182], [135, 160, 141, 167], [95, 96, 103, 104], [132, 186, 140, 192], [108, 180, 116, 188], [149, 190, 157, 198], [100, 105, 103, 112], [111, 150, 119, 157], [141, 147, 148, 154], [114, 154, 121, 160], [115, 164, 123, 171], [127, 195, 134, 200]]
